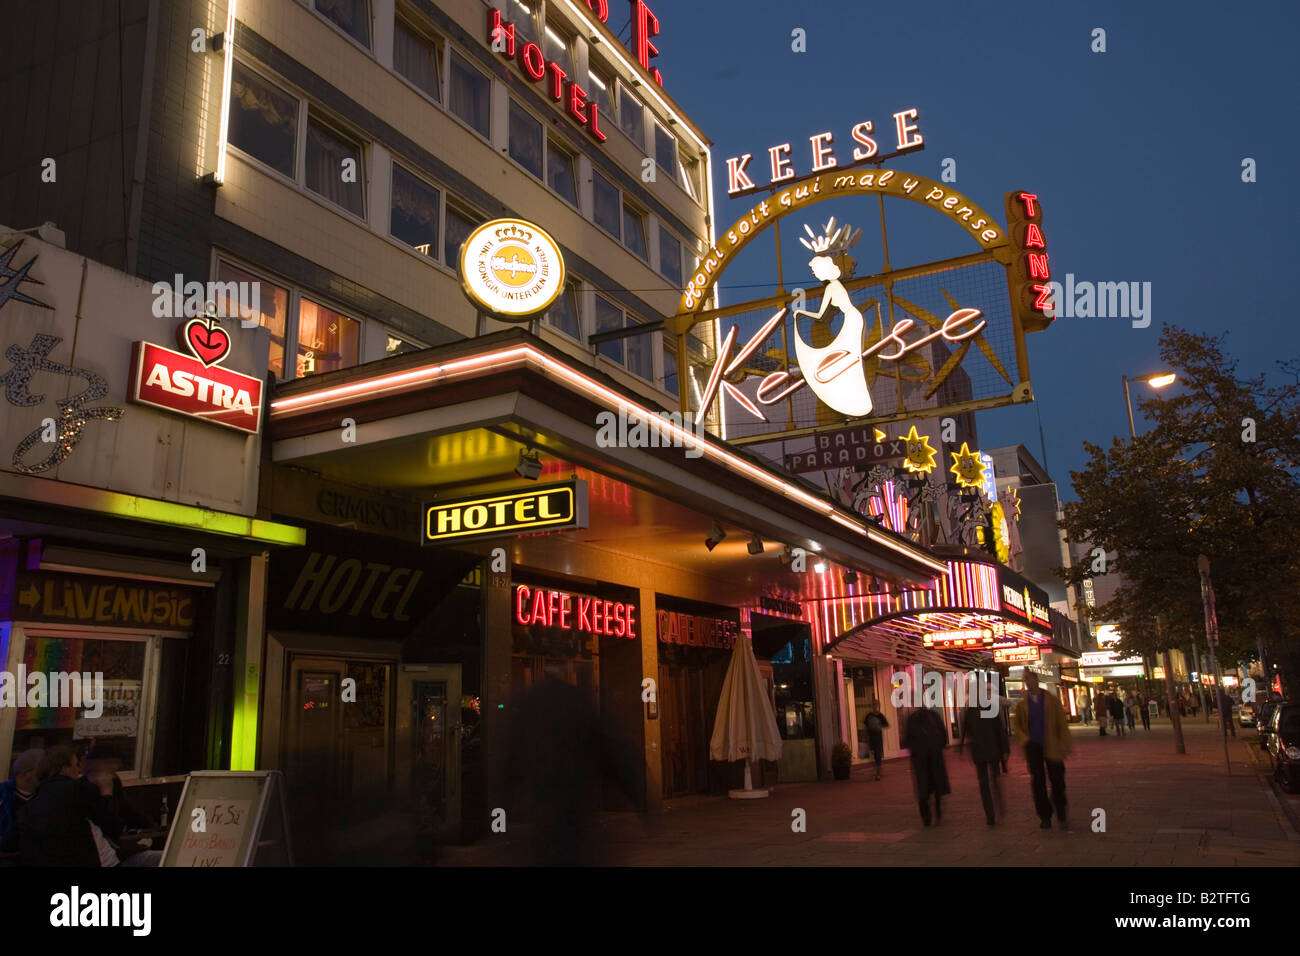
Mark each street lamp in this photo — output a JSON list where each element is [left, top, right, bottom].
[[1121, 372, 1177, 440]]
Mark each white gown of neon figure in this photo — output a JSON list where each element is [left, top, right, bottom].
[[792, 219, 873, 417]]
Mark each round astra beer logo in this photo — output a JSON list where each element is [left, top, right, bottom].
[[459, 218, 565, 319]]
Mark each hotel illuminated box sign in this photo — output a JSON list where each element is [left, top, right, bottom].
[[459, 218, 566, 320], [423, 480, 588, 544]]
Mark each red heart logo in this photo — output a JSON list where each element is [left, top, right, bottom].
[[181, 319, 231, 367]]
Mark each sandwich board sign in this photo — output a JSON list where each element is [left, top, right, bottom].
[[160, 770, 293, 867]]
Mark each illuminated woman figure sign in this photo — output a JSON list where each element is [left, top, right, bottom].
[[793, 219, 874, 417]]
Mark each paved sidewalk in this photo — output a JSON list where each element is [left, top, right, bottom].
[[441, 715, 1300, 866]]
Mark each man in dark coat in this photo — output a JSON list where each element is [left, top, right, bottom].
[[19, 747, 121, 867], [959, 703, 1010, 826], [1108, 693, 1126, 736], [862, 705, 889, 780], [901, 707, 950, 826]]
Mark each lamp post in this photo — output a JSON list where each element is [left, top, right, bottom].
[[1121, 372, 1177, 440]]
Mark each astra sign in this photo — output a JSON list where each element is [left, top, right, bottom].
[[127, 324, 263, 434]]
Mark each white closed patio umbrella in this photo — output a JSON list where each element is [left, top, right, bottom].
[[710, 635, 783, 798]]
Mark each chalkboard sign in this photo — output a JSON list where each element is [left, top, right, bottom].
[[160, 771, 293, 867]]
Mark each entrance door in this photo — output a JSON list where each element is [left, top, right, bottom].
[[395, 665, 462, 841]]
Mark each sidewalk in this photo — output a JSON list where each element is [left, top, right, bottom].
[[440, 716, 1300, 866]]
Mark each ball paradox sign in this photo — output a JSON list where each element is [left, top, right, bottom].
[[458, 218, 566, 320]]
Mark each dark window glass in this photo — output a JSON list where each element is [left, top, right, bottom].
[[545, 281, 582, 339], [450, 51, 490, 137], [385, 332, 422, 355], [542, 22, 574, 81], [587, 66, 613, 121], [595, 296, 623, 363], [592, 171, 620, 237], [394, 19, 441, 100], [662, 342, 678, 395], [390, 164, 440, 259], [623, 204, 647, 260], [659, 228, 682, 286], [546, 141, 577, 206], [228, 62, 298, 177], [654, 122, 676, 174], [626, 318, 654, 379], [619, 88, 645, 148], [509, 101, 543, 178], [306, 116, 365, 217], [445, 203, 478, 270], [316, 0, 370, 47], [506, 0, 538, 46]]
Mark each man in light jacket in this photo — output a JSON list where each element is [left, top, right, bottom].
[[1013, 670, 1072, 830]]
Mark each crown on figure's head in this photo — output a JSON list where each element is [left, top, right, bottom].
[[798, 217, 860, 256]]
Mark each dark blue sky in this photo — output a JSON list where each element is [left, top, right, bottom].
[[635, 0, 1299, 498]]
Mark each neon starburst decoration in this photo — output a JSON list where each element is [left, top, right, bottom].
[[949, 441, 987, 488], [898, 425, 937, 473]]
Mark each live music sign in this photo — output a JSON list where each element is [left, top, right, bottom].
[[127, 341, 264, 434]]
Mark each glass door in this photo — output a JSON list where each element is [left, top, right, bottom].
[[395, 664, 461, 841]]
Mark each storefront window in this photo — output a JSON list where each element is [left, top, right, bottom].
[[449, 50, 490, 137], [389, 163, 440, 259], [508, 100, 544, 179], [297, 298, 360, 376], [228, 61, 298, 177], [306, 116, 365, 218], [215, 260, 290, 378], [394, 17, 442, 101]]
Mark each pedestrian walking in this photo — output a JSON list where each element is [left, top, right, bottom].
[[1138, 693, 1151, 730], [1217, 687, 1237, 739], [959, 703, 1010, 826], [1124, 693, 1136, 731], [862, 705, 889, 780], [1081, 697, 1092, 726], [1096, 692, 1108, 736], [901, 707, 950, 827], [1108, 693, 1126, 737], [1012, 670, 1072, 830]]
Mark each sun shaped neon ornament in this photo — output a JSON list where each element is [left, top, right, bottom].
[[949, 442, 987, 488], [898, 426, 938, 474]]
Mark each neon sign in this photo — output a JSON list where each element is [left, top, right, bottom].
[[514, 584, 637, 638], [993, 646, 1040, 664], [949, 442, 987, 489], [725, 108, 924, 197], [487, 9, 608, 142], [423, 480, 588, 543], [923, 628, 994, 649]]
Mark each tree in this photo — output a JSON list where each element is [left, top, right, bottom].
[[1057, 326, 1300, 695]]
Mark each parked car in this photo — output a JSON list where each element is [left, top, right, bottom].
[[1258, 698, 1282, 747], [1266, 703, 1300, 794]]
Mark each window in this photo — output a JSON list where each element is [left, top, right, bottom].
[[386, 332, 422, 356], [544, 280, 582, 339], [505, 0, 539, 46], [679, 153, 702, 200], [625, 319, 654, 380], [542, 21, 574, 81], [306, 115, 365, 217], [659, 228, 682, 287], [662, 341, 678, 396], [595, 296, 654, 380], [449, 50, 490, 137], [228, 62, 298, 176], [394, 17, 441, 101], [216, 260, 290, 377], [509, 100, 544, 179], [297, 298, 361, 377], [587, 64, 613, 122], [314, 0, 370, 47], [445, 202, 480, 268], [390, 163, 440, 259], [592, 170, 620, 237], [594, 295, 624, 364], [619, 87, 645, 149], [654, 121, 676, 175], [622, 203, 647, 261], [546, 139, 578, 206]]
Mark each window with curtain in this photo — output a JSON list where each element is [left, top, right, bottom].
[[306, 116, 365, 217], [228, 61, 298, 177], [297, 298, 360, 376], [654, 121, 676, 175], [619, 87, 645, 149], [449, 50, 490, 137], [622, 203, 647, 261], [509, 100, 544, 179], [544, 280, 582, 340], [587, 65, 613, 122], [445, 202, 479, 268], [394, 17, 441, 101], [594, 295, 623, 364], [592, 170, 620, 238], [659, 227, 682, 286], [390, 163, 440, 259], [216, 260, 290, 378], [546, 140, 578, 206], [315, 0, 371, 47]]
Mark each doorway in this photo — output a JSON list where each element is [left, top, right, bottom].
[[394, 664, 462, 841]]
